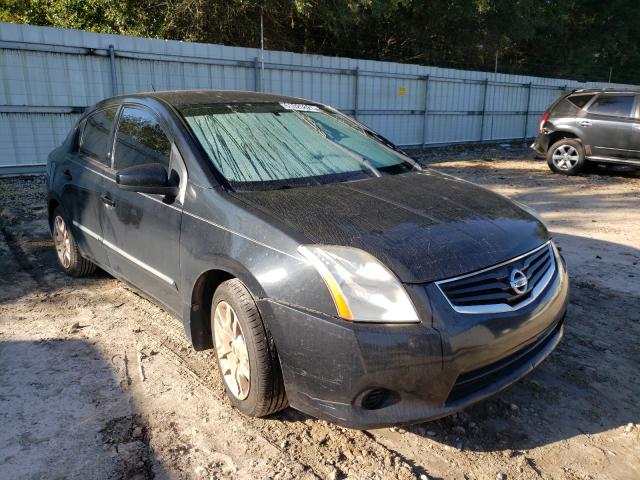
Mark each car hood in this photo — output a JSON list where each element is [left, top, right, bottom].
[[231, 170, 549, 283]]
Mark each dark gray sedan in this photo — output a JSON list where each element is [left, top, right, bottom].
[[47, 90, 569, 428]]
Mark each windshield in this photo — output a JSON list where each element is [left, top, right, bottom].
[[182, 103, 419, 190]]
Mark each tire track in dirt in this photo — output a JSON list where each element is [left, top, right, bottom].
[[0, 218, 44, 288]]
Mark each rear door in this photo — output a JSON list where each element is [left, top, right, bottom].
[[583, 93, 636, 158], [100, 104, 184, 314], [63, 106, 118, 267]]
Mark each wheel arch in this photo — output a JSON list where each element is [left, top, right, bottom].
[[185, 260, 268, 351], [47, 197, 61, 230], [548, 130, 581, 147]]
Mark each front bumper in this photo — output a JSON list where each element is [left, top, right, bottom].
[[259, 257, 569, 429]]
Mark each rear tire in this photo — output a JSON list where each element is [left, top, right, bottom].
[[547, 139, 586, 175], [51, 207, 96, 277], [211, 279, 287, 417]]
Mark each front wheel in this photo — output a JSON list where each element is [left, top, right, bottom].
[[547, 139, 586, 175], [211, 279, 287, 417]]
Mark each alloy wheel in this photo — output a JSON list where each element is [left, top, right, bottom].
[[53, 215, 71, 268], [214, 301, 251, 400], [551, 144, 579, 171]]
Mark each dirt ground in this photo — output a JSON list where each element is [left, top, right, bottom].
[[1, 145, 639, 480]]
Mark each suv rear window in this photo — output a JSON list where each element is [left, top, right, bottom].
[[587, 95, 635, 117], [567, 94, 594, 108]]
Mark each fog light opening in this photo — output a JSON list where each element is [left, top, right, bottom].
[[360, 388, 399, 410]]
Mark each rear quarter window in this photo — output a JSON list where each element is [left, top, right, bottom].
[[567, 94, 594, 108], [587, 95, 635, 117]]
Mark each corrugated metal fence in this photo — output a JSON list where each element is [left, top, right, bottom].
[[0, 22, 633, 174]]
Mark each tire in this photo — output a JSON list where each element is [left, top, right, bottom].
[[547, 138, 586, 175], [51, 207, 96, 277], [211, 279, 287, 417]]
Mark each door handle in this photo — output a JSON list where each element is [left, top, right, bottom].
[[63, 169, 72, 180], [101, 193, 116, 207], [579, 120, 592, 126]]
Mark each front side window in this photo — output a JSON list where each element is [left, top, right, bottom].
[[79, 107, 118, 165], [182, 103, 417, 190], [113, 106, 171, 171], [587, 95, 635, 117]]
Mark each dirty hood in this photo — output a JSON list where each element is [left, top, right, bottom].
[[232, 170, 550, 283]]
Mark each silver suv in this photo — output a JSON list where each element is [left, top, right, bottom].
[[532, 88, 640, 175]]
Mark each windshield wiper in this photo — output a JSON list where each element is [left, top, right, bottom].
[[322, 108, 422, 172], [290, 110, 327, 138], [292, 110, 381, 178]]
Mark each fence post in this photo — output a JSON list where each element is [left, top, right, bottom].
[[254, 57, 260, 92], [353, 66, 360, 120], [479, 78, 489, 142], [108, 45, 118, 96], [422, 75, 430, 148], [522, 82, 533, 143]]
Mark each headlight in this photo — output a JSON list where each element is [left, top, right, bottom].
[[297, 245, 420, 323]]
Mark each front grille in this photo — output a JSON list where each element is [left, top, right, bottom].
[[436, 242, 556, 314]]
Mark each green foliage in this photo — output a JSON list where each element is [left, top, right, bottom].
[[2, 0, 639, 83]]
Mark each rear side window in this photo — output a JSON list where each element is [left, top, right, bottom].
[[567, 94, 594, 109], [113, 106, 171, 171], [79, 107, 118, 165], [587, 95, 635, 117]]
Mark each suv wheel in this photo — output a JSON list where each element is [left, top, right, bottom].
[[211, 279, 287, 417], [51, 207, 96, 276], [547, 139, 586, 175]]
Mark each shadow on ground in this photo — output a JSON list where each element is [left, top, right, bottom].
[[0, 339, 167, 479]]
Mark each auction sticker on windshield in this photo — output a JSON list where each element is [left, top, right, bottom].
[[279, 102, 321, 112]]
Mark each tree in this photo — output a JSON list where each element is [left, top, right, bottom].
[[2, 0, 639, 83]]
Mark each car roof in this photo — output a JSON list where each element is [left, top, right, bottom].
[[571, 88, 640, 95], [97, 89, 319, 110]]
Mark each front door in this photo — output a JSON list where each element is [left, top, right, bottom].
[[100, 105, 184, 314], [582, 93, 636, 158]]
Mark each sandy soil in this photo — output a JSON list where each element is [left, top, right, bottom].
[[1, 146, 638, 480]]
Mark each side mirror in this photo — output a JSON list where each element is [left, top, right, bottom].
[[116, 163, 179, 196]]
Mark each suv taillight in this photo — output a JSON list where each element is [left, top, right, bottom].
[[539, 112, 550, 133]]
